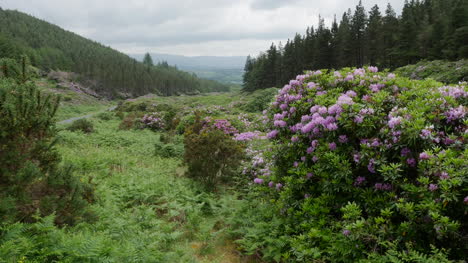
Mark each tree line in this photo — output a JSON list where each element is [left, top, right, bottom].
[[0, 9, 229, 97], [243, 0, 468, 92]]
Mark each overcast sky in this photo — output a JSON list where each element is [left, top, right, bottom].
[[1, 0, 404, 57]]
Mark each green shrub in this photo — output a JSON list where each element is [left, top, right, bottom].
[[67, 118, 94, 133], [176, 114, 196, 134], [96, 111, 114, 121], [183, 113, 245, 190], [0, 78, 93, 225], [115, 110, 125, 119], [240, 68, 467, 261], [243, 88, 278, 112], [118, 112, 142, 130], [154, 142, 184, 158], [0, 58, 22, 80]]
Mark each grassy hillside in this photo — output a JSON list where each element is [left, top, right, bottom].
[[395, 59, 468, 84]]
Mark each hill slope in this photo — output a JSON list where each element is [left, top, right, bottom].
[[0, 8, 229, 96]]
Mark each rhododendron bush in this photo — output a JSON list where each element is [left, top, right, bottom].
[[245, 68, 467, 260]]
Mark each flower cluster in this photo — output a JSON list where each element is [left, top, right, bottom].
[[202, 117, 239, 135], [252, 67, 467, 258], [234, 131, 265, 141], [141, 112, 166, 130]]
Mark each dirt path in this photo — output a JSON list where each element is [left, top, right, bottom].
[[58, 106, 117, 124]]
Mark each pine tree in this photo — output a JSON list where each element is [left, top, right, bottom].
[[143, 53, 154, 67], [336, 10, 353, 67], [351, 1, 367, 66], [367, 5, 384, 66], [382, 3, 399, 67]]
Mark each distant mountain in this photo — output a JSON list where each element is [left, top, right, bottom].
[[131, 53, 246, 70], [130, 53, 246, 84], [0, 9, 229, 96]]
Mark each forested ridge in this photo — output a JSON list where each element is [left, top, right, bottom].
[[0, 8, 229, 97], [243, 0, 468, 92]]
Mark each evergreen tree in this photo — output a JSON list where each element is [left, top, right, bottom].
[[367, 5, 384, 66], [143, 53, 154, 67], [350, 1, 367, 66], [382, 3, 399, 67], [335, 10, 353, 68], [243, 0, 467, 92]]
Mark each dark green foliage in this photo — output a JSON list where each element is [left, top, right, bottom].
[[143, 53, 154, 67], [183, 114, 245, 190], [154, 142, 184, 158], [118, 113, 142, 130], [66, 119, 94, 133], [243, 0, 468, 91], [96, 111, 114, 121], [242, 88, 278, 112], [0, 9, 229, 96], [0, 58, 21, 79], [0, 78, 93, 225]]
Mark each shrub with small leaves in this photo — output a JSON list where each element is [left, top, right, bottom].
[[67, 118, 94, 133], [184, 113, 245, 190]]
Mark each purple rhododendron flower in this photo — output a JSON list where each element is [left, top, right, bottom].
[[429, 184, 438, 191], [438, 86, 468, 99], [439, 172, 450, 180], [375, 183, 392, 191], [420, 129, 431, 138], [407, 158, 416, 167], [274, 120, 287, 128], [306, 172, 314, 179], [267, 130, 279, 139], [354, 115, 364, 124], [343, 229, 351, 236], [339, 135, 348, 143], [254, 178, 264, 184], [368, 66, 378, 73], [445, 106, 466, 123], [401, 148, 411, 157], [268, 181, 275, 188], [368, 159, 376, 173], [354, 176, 366, 186], [388, 116, 403, 129], [419, 152, 431, 160], [353, 153, 361, 163], [307, 82, 317, 89], [329, 142, 337, 151], [276, 183, 283, 190]]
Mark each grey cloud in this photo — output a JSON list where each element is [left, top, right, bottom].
[[0, 0, 405, 56], [250, 0, 301, 10]]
